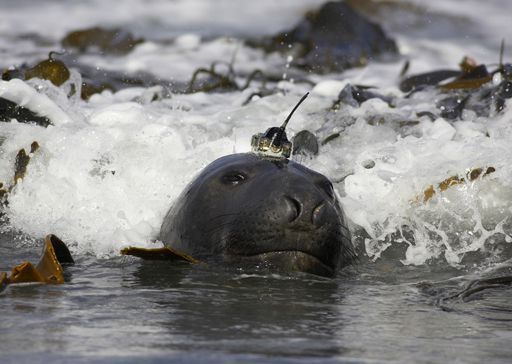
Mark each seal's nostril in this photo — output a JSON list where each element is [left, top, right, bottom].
[[312, 202, 326, 227], [284, 196, 302, 223]]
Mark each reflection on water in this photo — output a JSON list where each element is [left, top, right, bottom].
[[1, 244, 512, 363], [130, 261, 345, 357]]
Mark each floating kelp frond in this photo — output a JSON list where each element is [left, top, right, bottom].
[[186, 58, 277, 95], [0, 235, 74, 291], [0, 141, 40, 208], [24, 52, 70, 87], [13, 141, 39, 186], [2, 52, 70, 87], [400, 70, 461, 93], [61, 27, 143, 55], [121, 246, 200, 264], [419, 166, 496, 203], [0, 182, 7, 204], [400, 50, 512, 119]]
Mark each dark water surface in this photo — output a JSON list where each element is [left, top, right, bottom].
[[2, 231, 512, 364]]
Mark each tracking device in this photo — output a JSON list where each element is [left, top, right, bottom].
[[251, 92, 309, 159]]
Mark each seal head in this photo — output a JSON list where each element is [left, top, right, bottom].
[[159, 153, 354, 277]]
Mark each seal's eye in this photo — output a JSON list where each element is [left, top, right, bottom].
[[221, 172, 247, 186], [317, 180, 335, 199]]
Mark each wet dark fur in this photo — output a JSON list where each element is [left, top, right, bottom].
[[159, 153, 355, 276]]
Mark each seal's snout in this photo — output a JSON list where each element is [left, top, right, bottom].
[[284, 195, 327, 228], [312, 202, 327, 227], [284, 195, 302, 223]]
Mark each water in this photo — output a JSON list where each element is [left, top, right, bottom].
[[2, 0, 512, 362], [2, 233, 511, 363]]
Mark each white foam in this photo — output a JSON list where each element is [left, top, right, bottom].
[[1, 0, 512, 266], [0, 79, 72, 125]]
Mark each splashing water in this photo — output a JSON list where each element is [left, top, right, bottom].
[[1, 0, 512, 269]]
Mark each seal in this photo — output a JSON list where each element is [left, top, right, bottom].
[[158, 153, 355, 277]]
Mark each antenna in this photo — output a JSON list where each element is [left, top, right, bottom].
[[251, 92, 310, 159], [499, 38, 505, 69], [269, 92, 310, 150], [281, 92, 309, 130]]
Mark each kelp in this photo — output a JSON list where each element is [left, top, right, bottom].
[[2, 53, 176, 100], [440, 57, 492, 91], [434, 275, 512, 305], [1, 54, 68, 126], [400, 54, 503, 93], [321, 133, 341, 146], [14, 141, 39, 185], [0, 235, 74, 293], [2, 52, 70, 87], [77, 62, 173, 100], [401, 43, 512, 119], [400, 70, 461, 93], [186, 58, 301, 96], [187, 61, 241, 93], [61, 27, 143, 55], [121, 246, 200, 264], [420, 166, 496, 203], [0, 141, 40, 207], [0, 97, 52, 127], [186, 60, 296, 101], [0, 182, 7, 203]]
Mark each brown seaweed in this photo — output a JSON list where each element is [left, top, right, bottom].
[[0, 142, 39, 207], [401, 48, 512, 119], [400, 70, 461, 93], [187, 61, 240, 93], [13, 141, 39, 185], [61, 27, 143, 54], [186, 60, 283, 98], [76, 62, 175, 99], [24, 53, 70, 86], [421, 166, 495, 203], [2, 52, 70, 87]]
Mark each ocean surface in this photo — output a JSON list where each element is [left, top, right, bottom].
[[1, 0, 512, 363]]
